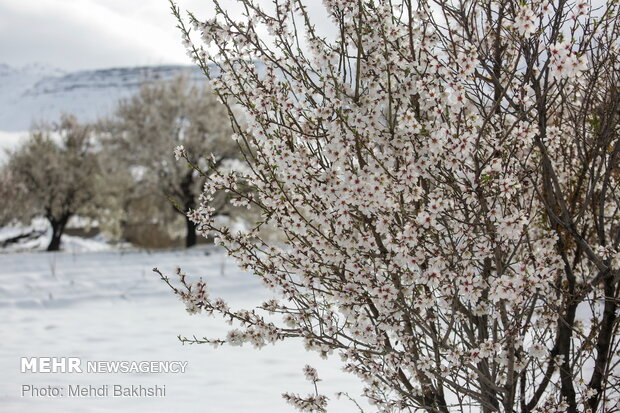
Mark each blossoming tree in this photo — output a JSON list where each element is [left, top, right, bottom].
[[158, 0, 620, 411]]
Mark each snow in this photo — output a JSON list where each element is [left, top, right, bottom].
[[0, 220, 116, 253], [0, 246, 366, 413]]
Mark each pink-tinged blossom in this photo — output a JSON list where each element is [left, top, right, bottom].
[[514, 5, 538, 37], [173, 144, 186, 160]]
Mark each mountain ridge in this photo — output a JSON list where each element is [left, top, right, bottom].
[[0, 63, 207, 132]]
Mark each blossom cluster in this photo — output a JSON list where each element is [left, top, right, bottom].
[[549, 41, 588, 80]]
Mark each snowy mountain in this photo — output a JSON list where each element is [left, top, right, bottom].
[[0, 63, 208, 132]]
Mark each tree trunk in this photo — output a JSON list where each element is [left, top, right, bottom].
[[47, 214, 70, 252], [185, 215, 197, 248], [180, 169, 197, 248]]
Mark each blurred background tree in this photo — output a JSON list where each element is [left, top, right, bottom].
[[0, 115, 99, 251], [103, 74, 241, 248]]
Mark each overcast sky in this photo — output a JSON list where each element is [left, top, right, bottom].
[[0, 0, 334, 72]]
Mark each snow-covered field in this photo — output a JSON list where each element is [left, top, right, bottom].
[[0, 220, 118, 253], [0, 246, 365, 413]]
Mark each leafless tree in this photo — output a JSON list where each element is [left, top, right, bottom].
[[1, 115, 99, 251]]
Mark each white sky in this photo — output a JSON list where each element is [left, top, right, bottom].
[[0, 0, 334, 71]]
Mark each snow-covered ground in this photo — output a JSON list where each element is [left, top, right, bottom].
[[0, 246, 366, 413], [0, 220, 117, 253]]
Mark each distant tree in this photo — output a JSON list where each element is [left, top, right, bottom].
[[0, 115, 99, 251], [89, 135, 136, 242], [0, 168, 20, 233], [108, 74, 240, 247]]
